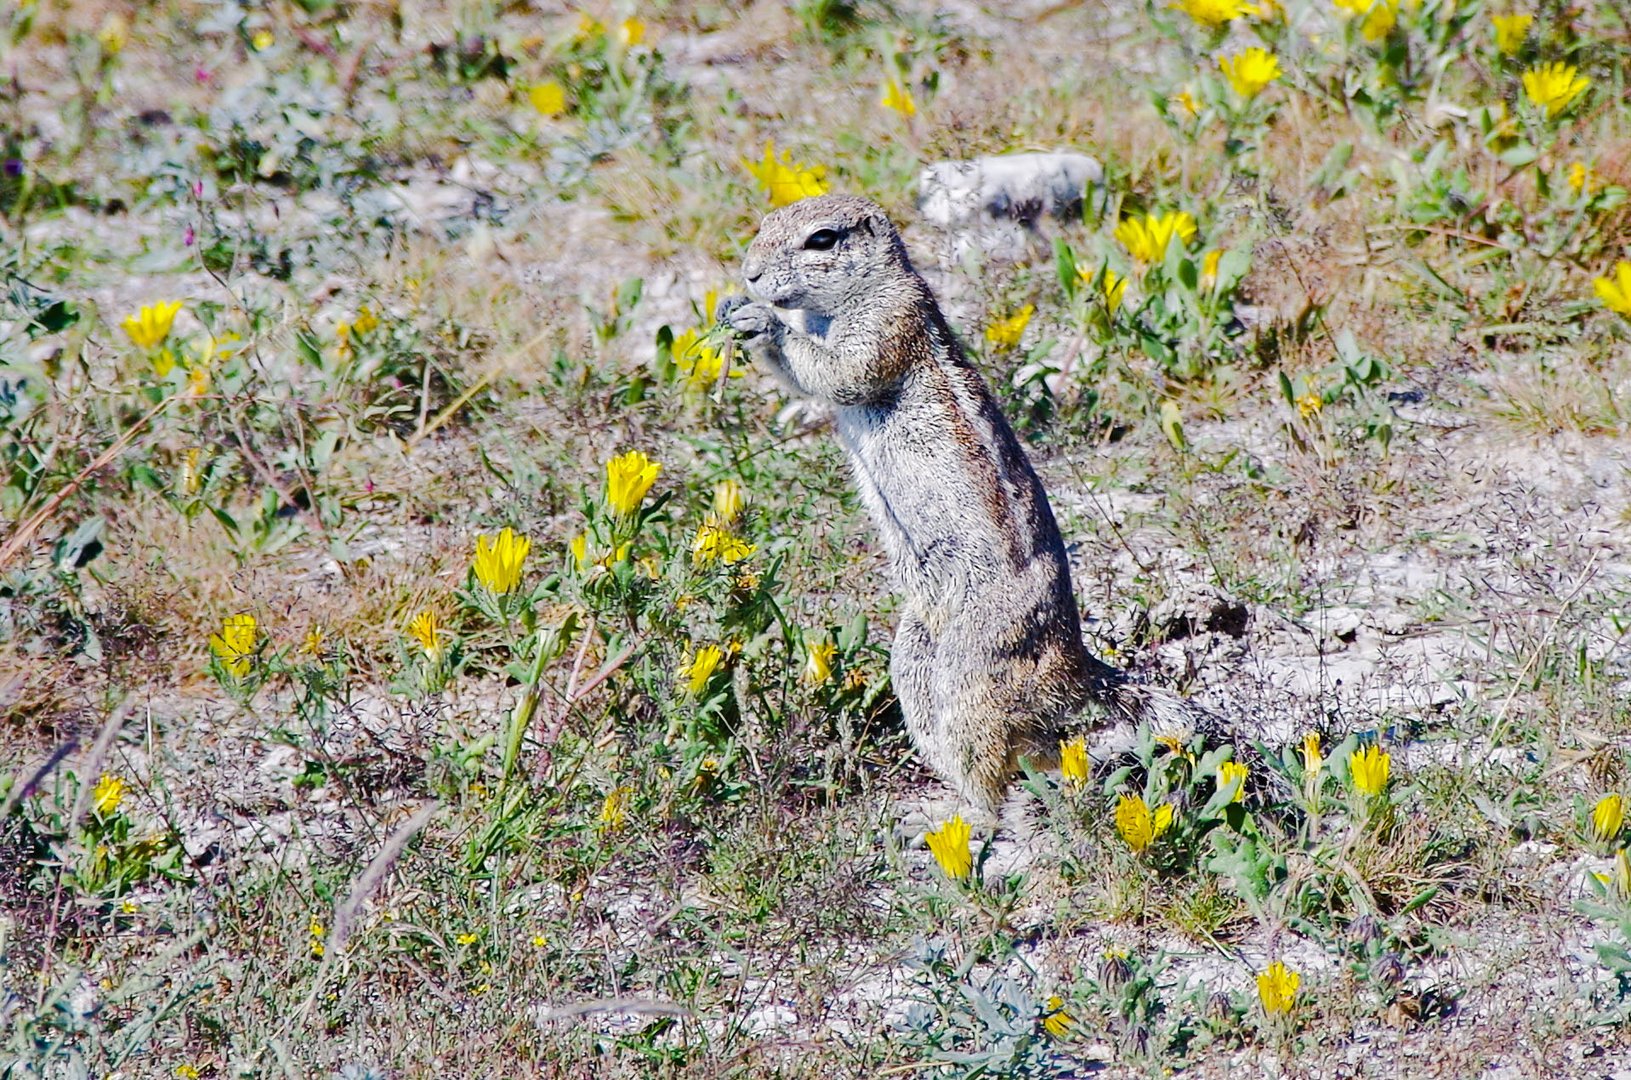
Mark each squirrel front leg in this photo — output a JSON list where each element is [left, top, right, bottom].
[[718, 296, 810, 399]]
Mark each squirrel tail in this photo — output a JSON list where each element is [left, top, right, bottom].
[[1059, 655, 1233, 763]]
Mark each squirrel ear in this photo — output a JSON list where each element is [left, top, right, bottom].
[[857, 216, 876, 237]]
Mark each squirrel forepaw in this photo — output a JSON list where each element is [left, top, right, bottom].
[[716, 295, 776, 341]]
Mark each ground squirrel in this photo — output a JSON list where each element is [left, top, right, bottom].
[[719, 194, 1213, 814]]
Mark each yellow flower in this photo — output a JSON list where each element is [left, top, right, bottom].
[[1218, 760, 1248, 803], [308, 918, 326, 957], [1568, 161, 1599, 195], [251, 28, 274, 51], [1115, 794, 1175, 852], [1348, 743, 1391, 797], [925, 814, 973, 881], [681, 645, 725, 696], [570, 533, 590, 569], [671, 327, 739, 391], [208, 613, 258, 678], [92, 773, 126, 816], [97, 13, 128, 54], [1042, 995, 1076, 1038], [473, 527, 530, 594], [575, 11, 605, 39], [1256, 961, 1299, 1015], [531, 933, 549, 947], [1592, 793, 1625, 844], [1334, 0, 1398, 40], [1059, 736, 1090, 787], [351, 306, 380, 336], [455, 932, 479, 946], [691, 523, 757, 566], [302, 625, 325, 655], [1491, 12, 1532, 54], [186, 366, 210, 397], [803, 639, 837, 686], [407, 609, 444, 660], [712, 479, 745, 526], [1174, 89, 1201, 117], [617, 17, 644, 46], [1115, 211, 1197, 265], [984, 304, 1034, 350], [1522, 62, 1589, 119], [1219, 47, 1282, 98], [743, 141, 830, 208], [1592, 261, 1631, 318], [1170, 0, 1257, 26], [153, 348, 178, 376], [1300, 732, 1324, 776], [1296, 392, 1323, 419], [1200, 249, 1223, 288], [605, 450, 660, 517], [600, 786, 630, 831], [179, 447, 202, 495], [530, 80, 567, 117], [1077, 266, 1129, 315], [121, 300, 184, 349], [881, 75, 917, 117], [174, 1066, 201, 1080]]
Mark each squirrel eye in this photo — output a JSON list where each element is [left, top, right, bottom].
[[803, 229, 841, 251]]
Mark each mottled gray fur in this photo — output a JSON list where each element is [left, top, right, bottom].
[[719, 194, 1213, 813]]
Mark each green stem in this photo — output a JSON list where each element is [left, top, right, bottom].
[[501, 630, 552, 785]]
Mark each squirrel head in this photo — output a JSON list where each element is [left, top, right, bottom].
[[741, 195, 912, 318]]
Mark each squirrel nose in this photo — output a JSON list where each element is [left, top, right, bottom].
[[743, 256, 763, 283]]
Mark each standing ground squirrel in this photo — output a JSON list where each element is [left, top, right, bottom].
[[719, 194, 1215, 815]]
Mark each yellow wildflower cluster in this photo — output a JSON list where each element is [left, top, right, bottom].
[[680, 645, 725, 695], [529, 81, 567, 116], [1594, 262, 1631, 318], [473, 527, 530, 594], [1042, 995, 1076, 1039], [92, 773, 126, 816], [880, 75, 916, 117], [605, 450, 660, 518], [1059, 736, 1090, 787], [1171, 0, 1257, 27], [1219, 47, 1281, 98], [209, 613, 259, 678], [1522, 62, 1588, 118], [1490, 13, 1532, 55], [1115, 793, 1174, 852], [408, 609, 443, 660], [1348, 744, 1391, 797], [691, 522, 756, 566], [122, 301, 184, 350], [1257, 961, 1299, 1015], [984, 304, 1034, 350], [671, 327, 739, 393], [1334, 0, 1400, 41], [1115, 211, 1197, 265], [802, 639, 836, 686], [743, 141, 829, 208], [1592, 793, 1624, 844], [600, 786, 631, 831], [926, 814, 973, 881]]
